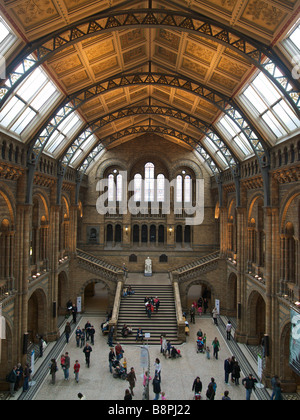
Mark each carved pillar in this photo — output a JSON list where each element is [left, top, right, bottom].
[[234, 207, 247, 343], [259, 207, 279, 386]]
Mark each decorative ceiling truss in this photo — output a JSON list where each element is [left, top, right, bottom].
[[61, 105, 240, 173], [28, 72, 268, 168], [1, 8, 299, 116], [76, 124, 222, 176]]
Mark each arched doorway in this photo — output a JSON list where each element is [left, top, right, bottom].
[[185, 280, 213, 314], [247, 291, 266, 345], [84, 280, 110, 314], [28, 289, 47, 343]]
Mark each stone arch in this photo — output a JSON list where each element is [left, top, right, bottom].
[[27, 288, 48, 343], [183, 279, 215, 313], [247, 290, 266, 345], [79, 278, 113, 314], [96, 158, 128, 179], [129, 154, 170, 180], [279, 190, 300, 237], [0, 184, 15, 228], [279, 320, 298, 392], [32, 190, 50, 222], [170, 159, 203, 180]]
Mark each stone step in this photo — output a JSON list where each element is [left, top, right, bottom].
[[116, 283, 180, 345]]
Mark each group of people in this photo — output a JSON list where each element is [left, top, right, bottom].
[[224, 356, 241, 386], [144, 296, 160, 318], [74, 321, 96, 349], [123, 285, 134, 297], [49, 353, 81, 385], [189, 297, 209, 324], [160, 335, 182, 359], [6, 363, 32, 397]]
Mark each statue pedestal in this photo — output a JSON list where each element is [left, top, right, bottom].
[[144, 272, 152, 277], [144, 257, 152, 277]]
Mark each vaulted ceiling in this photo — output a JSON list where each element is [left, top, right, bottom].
[[0, 0, 299, 178]]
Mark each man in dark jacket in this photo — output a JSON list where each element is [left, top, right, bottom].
[[7, 366, 17, 397], [242, 374, 257, 400], [153, 374, 161, 400], [83, 343, 92, 368]]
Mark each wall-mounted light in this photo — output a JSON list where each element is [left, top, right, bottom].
[[169, 227, 173, 236], [125, 226, 129, 235]]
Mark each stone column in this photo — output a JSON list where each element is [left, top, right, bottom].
[[14, 203, 32, 365], [263, 206, 279, 385], [234, 207, 247, 343], [47, 204, 61, 341]]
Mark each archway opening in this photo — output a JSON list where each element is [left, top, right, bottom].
[[186, 283, 212, 314], [28, 290, 46, 344], [84, 281, 109, 314]]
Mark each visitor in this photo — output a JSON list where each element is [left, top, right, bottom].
[[232, 360, 241, 385], [124, 389, 132, 400], [192, 376, 202, 397], [115, 342, 124, 361], [154, 358, 161, 382], [153, 374, 161, 400], [75, 327, 81, 347], [109, 347, 116, 373], [65, 322, 71, 344], [83, 343, 92, 368], [226, 320, 232, 340], [206, 346, 211, 360], [49, 359, 57, 385], [222, 390, 231, 400], [270, 375, 279, 400], [224, 357, 231, 385], [127, 367, 137, 396], [190, 304, 196, 324], [242, 374, 257, 400], [212, 307, 218, 325], [7, 366, 17, 397], [206, 382, 215, 400], [212, 337, 220, 359], [64, 352, 70, 381], [71, 303, 78, 324], [74, 360, 80, 383], [89, 325, 95, 345]]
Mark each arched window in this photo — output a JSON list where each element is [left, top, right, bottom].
[[176, 175, 183, 203], [116, 174, 123, 202], [134, 174, 142, 202], [157, 174, 165, 202], [184, 175, 192, 203], [108, 174, 115, 202], [144, 162, 155, 202]]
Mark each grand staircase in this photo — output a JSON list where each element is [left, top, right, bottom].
[[116, 283, 182, 346]]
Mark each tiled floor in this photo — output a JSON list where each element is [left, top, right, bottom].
[[31, 316, 256, 401]]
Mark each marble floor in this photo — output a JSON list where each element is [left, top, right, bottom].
[[29, 315, 258, 401]]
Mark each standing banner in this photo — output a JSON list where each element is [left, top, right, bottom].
[[77, 296, 82, 313], [290, 309, 300, 375]]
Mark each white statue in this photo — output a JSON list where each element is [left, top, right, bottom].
[[145, 257, 152, 276]]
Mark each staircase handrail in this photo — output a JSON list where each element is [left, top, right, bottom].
[[170, 250, 220, 276], [76, 248, 124, 276]]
